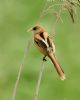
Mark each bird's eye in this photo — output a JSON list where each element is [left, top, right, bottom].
[[33, 27, 37, 30]]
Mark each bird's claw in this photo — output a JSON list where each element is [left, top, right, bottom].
[[43, 56, 47, 61]]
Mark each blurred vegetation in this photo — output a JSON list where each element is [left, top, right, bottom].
[[0, 0, 80, 100]]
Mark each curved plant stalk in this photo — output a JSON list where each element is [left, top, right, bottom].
[[40, 3, 63, 17]]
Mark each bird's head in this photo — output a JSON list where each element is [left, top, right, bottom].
[[31, 26, 45, 34]]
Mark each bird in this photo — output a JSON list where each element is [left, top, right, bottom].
[[30, 25, 65, 80]]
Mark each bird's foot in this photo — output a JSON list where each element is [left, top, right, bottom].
[[43, 56, 47, 62]]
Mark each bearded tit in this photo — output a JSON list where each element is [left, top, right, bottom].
[[30, 25, 65, 80]]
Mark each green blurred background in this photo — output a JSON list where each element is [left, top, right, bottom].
[[0, 0, 80, 100]]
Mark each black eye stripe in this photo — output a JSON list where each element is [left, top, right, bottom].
[[33, 27, 37, 30]]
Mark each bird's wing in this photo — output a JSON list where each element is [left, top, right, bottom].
[[34, 32, 55, 53], [34, 38, 47, 49], [34, 33, 48, 50], [47, 36, 55, 53]]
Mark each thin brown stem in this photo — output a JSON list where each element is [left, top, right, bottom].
[[11, 40, 31, 100], [34, 60, 45, 100]]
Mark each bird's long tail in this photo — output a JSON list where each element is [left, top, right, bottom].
[[48, 52, 66, 80]]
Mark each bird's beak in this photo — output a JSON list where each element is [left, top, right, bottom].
[[26, 27, 33, 32]]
